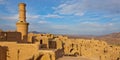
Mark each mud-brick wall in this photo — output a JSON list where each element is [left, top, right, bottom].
[[0, 46, 8, 60]]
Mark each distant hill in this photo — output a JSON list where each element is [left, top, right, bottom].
[[67, 32, 120, 45], [29, 31, 46, 34], [67, 35, 94, 39], [95, 32, 120, 45]]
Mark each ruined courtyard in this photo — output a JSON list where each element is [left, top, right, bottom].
[[0, 3, 120, 60]]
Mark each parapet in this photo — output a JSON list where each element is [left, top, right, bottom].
[[0, 32, 21, 42]]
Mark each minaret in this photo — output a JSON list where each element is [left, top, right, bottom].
[[16, 3, 29, 41]]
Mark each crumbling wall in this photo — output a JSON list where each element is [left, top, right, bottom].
[[63, 39, 120, 60], [0, 42, 40, 60]]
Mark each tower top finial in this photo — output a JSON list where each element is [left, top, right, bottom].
[[18, 2, 26, 22], [19, 3, 26, 6]]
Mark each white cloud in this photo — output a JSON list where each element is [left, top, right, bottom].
[[26, 14, 41, 20], [51, 25, 69, 29], [54, 1, 85, 16], [43, 14, 63, 18], [28, 19, 120, 35], [0, 14, 18, 20], [54, 0, 120, 16], [0, 0, 120, 35], [0, 13, 41, 21], [38, 20, 49, 24], [0, 0, 6, 4], [0, 0, 3, 1], [77, 21, 118, 34], [80, 22, 113, 28]]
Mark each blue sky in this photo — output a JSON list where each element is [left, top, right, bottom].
[[0, 0, 120, 35]]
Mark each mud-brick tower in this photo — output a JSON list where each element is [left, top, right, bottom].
[[16, 3, 29, 41]]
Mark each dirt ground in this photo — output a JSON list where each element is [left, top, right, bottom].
[[57, 56, 99, 60]]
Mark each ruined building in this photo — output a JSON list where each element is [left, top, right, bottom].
[[0, 3, 63, 60], [0, 3, 120, 60]]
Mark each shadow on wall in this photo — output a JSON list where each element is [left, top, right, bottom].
[[0, 46, 9, 60], [36, 55, 43, 60]]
